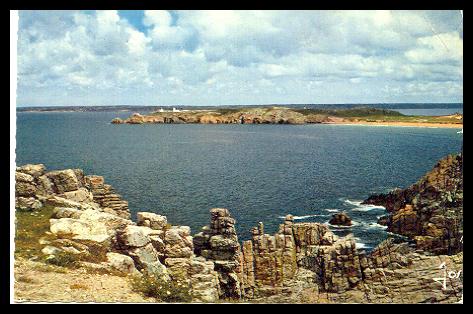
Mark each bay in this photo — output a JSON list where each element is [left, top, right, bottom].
[[16, 111, 463, 250]]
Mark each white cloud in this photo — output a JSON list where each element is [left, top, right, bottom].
[[17, 10, 463, 106]]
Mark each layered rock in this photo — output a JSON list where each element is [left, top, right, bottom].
[[85, 175, 130, 219], [363, 154, 463, 254], [193, 208, 245, 299]]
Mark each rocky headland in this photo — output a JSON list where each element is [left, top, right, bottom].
[[110, 107, 463, 128], [14, 155, 463, 303], [363, 153, 463, 255]]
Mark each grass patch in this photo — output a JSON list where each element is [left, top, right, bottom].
[[15, 205, 56, 260], [15, 205, 108, 269], [292, 107, 405, 117], [130, 273, 192, 303]]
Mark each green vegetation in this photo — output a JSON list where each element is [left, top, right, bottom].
[[15, 205, 108, 269], [124, 106, 462, 125], [15, 205, 56, 260], [130, 273, 192, 302], [293, 107, 405, 117]]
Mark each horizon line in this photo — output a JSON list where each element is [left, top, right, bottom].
[[16, 102, 464, 108]]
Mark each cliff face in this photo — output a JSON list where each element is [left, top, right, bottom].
[[363, 154, 463, 255], [111, 108, 334, 125], [15, 162, 463, 303]]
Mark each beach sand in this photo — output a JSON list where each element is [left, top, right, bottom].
[[327, 121, 463, 129]]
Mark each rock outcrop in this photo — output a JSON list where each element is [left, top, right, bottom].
[[328, 212, 352, 226], [363, 153, 463, 254], [193, 208, 245, 299], [15, 158, 463, 303], [15, 164, 221, 302], [112, 108, 337, 125]]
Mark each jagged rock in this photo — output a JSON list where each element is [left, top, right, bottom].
[[363, 153, 463, 254], [377, 215, 389, 226], [126, 113, 145, 124], [47, 169, 81, 193], [15, 158, 463, 303], [329, 212, 352, 226], [72, 169, 85, 187], [188, 257, 220, 302], [15, 180, 37, 197], [129, 243, 169, 279], [78, 208, 133, 233], [49, 217, 111, 245], [44, 195, 100, 211], [52, 238, 91, 255], [16, 164, 46, 178], [16, 172, 35, 183], [15, 197, 43, 211], [49, 208, 133, 254], [106, 252, 140, 275], [111, 118, 124, 124], [36, 175, 55, 195], [137, 212, 167, 230], [164, 226, 194, 258], [41, 245, 63, 256], [116, 225, 161, 248], [312, 236, 362, 293], [194, 208, 244, 299], [52, 207, 82, 219], [61, 187, 93, 203], [85, 175, 130, 219]]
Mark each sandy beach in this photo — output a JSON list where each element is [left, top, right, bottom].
[[328, 121, 463, 129]]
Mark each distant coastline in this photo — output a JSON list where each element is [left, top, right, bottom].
[[109, 106, 463, 128], [16, 103, 463, 113]]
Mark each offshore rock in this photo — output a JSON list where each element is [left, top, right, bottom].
[[329, 212, 352, 226]]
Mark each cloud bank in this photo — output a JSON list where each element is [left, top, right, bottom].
[[17, 10, 463, 106]]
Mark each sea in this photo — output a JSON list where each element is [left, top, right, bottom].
[[15, 111, 463, 251]]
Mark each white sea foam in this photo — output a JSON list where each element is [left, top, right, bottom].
[[351, 204, 386, 212], [360, 222, 388, 230], [278, 214, 328, 220], [343, 199, 385, 211], [324, 208, 340, 213], [343, 199, 363, 206], [355, 242, 369, 249], [326, 220, 359, 228]]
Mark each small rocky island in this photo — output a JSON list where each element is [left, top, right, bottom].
[[14, 154, 463, 303]]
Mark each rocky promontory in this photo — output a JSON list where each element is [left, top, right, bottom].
[[110, 107, 463, 128], [363, 153, 463, 255], [15, 159, 463, 303], [111, 107, 332, 125]]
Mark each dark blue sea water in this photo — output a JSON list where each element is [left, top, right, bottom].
[[16, 111, 463, 250]]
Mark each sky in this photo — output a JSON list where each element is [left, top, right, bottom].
[[16, 10, 463, 107]]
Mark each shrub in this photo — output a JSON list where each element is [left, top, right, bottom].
[[130, 273, 192, 303], [44, 251, 80, 268]]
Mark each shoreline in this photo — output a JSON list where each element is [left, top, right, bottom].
[[325, 121, 463, 129]]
